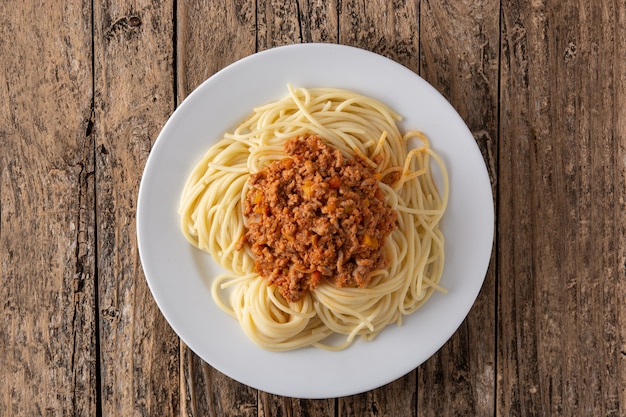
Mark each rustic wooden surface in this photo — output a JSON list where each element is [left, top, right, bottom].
[[1, 0, 624, 416]]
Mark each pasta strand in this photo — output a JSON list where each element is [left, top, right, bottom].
[[179, 86, 448, 351]]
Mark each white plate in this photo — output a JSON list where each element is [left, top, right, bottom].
[[137, 43, 493, 399]]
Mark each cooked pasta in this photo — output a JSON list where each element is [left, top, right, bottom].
[[179, 86, 448, 351]]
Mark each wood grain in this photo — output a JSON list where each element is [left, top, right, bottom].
[[176, 0, 256, 99], [339, 0, 420, 73], [418, 1, 499, 416], [617, 5, 626, 415], [257, 0, 303, 49], [181, 346, 257, 417], [338, 375, 416, 417], [499, 0, 626, 415], [92, 0, 179, 415], [256, 0, 337, 48], [0, 2, 96, 415]]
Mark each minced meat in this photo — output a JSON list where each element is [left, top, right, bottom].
[[242, 134, 397, 302]]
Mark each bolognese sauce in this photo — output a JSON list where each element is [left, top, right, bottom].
[[242, 134, 397, 302]]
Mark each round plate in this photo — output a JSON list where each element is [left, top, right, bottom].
[[137, 43, 493, 398]]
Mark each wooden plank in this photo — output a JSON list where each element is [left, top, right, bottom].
[[176, 1, 259, 416], [579, 4, 626, 413], [258, 392, 338, 417], [418, 1, 499, 416], [498, 1, 626, 415], [297, 0, 339, 44], [339, 0, 420, 72], [92, 0, 179, 415], [257, 0, 303, 49], [498, 2, 538, 413], [616, 5, 626, 415], [257, 0, 338, 50], [176, 0, 256, 98], [0, 1, 96, 415], [181, 346, 257, 417], [339, 376, 416, 417]]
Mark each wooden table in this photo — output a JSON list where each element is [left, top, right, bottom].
[[2, 1, 624, 415]]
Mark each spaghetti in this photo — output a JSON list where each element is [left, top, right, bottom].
[[179, 86, 448, 351]]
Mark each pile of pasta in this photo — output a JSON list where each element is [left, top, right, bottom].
[[179, 86, 448, 351]]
